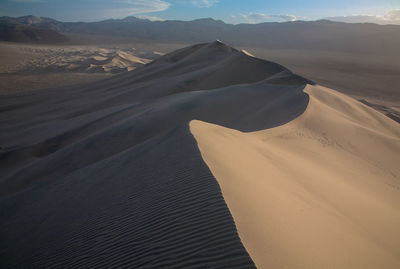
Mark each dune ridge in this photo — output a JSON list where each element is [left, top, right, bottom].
[[0, 41, 310, 196]]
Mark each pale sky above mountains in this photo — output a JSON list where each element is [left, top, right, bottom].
[[1, 0, 399, 24]]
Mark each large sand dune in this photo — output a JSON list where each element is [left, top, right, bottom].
[[1, 41, 399, 268]]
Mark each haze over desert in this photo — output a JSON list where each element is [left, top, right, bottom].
[[1, 1, 400, 268]]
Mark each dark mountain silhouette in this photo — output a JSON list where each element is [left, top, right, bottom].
[[0, 21, 67, 43]]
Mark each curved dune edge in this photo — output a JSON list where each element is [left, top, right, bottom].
[[190, 84, 400, 269], [0, 124, 257, 268]]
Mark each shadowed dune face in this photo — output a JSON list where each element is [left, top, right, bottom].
[[0, 41, 310, 195], [0, 124, 255, 268], [0, 41, 309, 268]]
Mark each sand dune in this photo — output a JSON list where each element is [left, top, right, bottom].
[[0, 41, 310, 196], [1, 41, 399, 268]]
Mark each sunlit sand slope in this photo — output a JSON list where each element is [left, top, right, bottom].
[[191, 84, 400, 269]]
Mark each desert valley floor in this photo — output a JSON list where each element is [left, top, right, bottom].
[[1, 41, 400, 268]]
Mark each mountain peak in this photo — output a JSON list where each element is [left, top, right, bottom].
[[191, 18, 226, 25], [208, 39, 234, 50], [18, 15, 43, 24], [121, 16, 147, 23]]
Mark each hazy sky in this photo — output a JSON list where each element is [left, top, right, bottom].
[[1, 0, 400, 24]]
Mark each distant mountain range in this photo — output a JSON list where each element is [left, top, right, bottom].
[[1, 15, 400, 54]]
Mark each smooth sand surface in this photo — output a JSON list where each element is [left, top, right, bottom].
[[191, 84, 400, 268]]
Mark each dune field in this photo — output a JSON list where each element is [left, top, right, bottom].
[[0, 42, 163, 95], [1, 41, 399, 268]]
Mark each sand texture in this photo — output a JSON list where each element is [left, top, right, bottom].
[[0, 124, 255, 268], [1, 41, 399, 268]]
